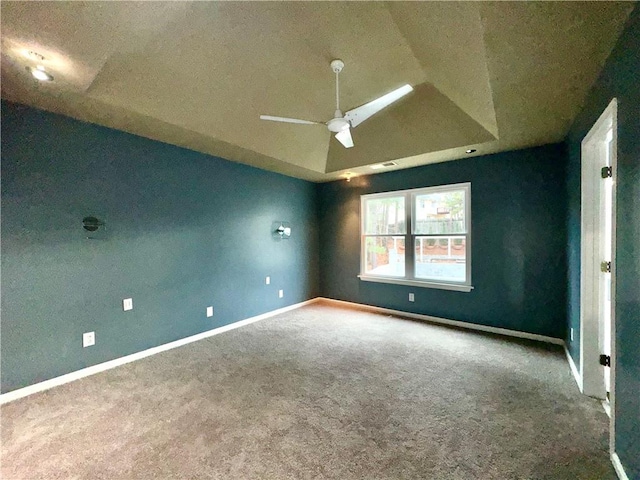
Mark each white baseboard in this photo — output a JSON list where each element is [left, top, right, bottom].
[[0, 298, 320, 405], [611, 452, 629, 480], [317, 297, 565, 345], [0, 297, 572, 404], [564, 344, 583, 391]]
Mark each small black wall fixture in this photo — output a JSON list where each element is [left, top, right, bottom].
[[83, 216, 105, 239], [272, 221, 291, 240]]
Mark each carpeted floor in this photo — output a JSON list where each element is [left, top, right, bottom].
[[1, 302, 614, 479]]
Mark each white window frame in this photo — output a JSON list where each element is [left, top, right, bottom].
[[359, 182, 473, 292]]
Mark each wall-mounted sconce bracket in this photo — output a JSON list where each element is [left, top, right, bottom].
[[272, 221, 291, 240]]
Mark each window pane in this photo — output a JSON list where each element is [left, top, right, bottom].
[[364, 197, 406, 234], [364, 236, 405, 276], [414, 189, 466, 234], [415, 236, 466, 282]]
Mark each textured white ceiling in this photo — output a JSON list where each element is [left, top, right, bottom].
[[1, 1, 634, 181]]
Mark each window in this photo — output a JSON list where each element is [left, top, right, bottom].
[[360, 183, 472, 292]]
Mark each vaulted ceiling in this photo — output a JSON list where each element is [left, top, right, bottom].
[[1, 2, 634, 181]]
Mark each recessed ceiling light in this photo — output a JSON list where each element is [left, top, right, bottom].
[[26, 66, 53, 82], [466, 149, 476, 154], [370, 161, 398, 170]]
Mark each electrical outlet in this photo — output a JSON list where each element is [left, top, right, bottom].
[[83, 331, 95, 348], [409, 293, 415, 302], [266, 276, 270, 285], [123, 298, 133, 311], [570, 327, 574, 342], [278, 289, 284, 298], [206, 306, 214, 317]]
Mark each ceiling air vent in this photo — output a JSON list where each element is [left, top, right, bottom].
[[371, 161, 398, 170]]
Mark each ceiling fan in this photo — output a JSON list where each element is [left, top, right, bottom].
[[260, 59, 413, 148]]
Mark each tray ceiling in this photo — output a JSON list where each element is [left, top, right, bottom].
[[1, 2, 634, 181]]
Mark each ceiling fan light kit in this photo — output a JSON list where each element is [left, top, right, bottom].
[[260, 59, 413, 149]]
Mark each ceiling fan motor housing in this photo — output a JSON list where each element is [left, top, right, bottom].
[[327, 116, 349, 132]]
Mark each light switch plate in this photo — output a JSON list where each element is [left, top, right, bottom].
[[83, 331, 95, 348], [266, 276, 270, 285], [409, 293, 415, 302], [278, 289, 284, 298], [206, 306, 214, 317], [123, 298, 133, 311]]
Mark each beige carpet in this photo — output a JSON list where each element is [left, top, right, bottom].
[[1, 302, 613, 479]]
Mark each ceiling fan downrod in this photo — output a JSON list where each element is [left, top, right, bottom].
[[331, 59, 344, 118]]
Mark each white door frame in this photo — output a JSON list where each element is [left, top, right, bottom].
[[579, 98, 617, 454]]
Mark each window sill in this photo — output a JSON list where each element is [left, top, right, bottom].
[[358, 275, 474, 292]]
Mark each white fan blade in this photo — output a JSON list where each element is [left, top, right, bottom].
[[335, 128, 354, 148], [344, 84, 413, 129], [260, 115, 322, 125]]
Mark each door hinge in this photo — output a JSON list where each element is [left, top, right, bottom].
[[599, 354, 611, 367], [600, 261, 612, 273], [601, 166, 613, 178]]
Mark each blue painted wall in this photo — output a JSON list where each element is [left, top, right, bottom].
[[1, 101, 319, 393], [565, 6, 640, 477], [318, 144, 568, 339]]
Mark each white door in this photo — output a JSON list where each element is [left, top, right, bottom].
[[580, 98, 617, 404]]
